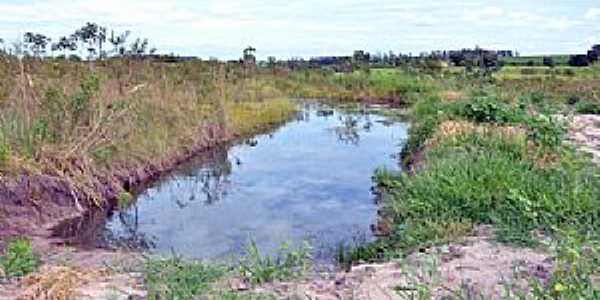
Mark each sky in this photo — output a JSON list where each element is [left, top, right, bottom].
[[0, 0, 599, 59]]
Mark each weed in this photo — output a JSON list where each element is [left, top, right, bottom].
[[0, 238, 39, 278], [239, 239, 311, 285], [144, 255, 225, 300]]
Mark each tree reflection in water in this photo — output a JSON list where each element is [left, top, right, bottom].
[[51, 145, 235, 251], [329, 112, 373, 146]]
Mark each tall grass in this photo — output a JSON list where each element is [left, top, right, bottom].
[[0, 58, 297, 204]]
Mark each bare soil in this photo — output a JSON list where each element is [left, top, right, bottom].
[[568, 114, 600, 164], [251, 226, 552, 300]]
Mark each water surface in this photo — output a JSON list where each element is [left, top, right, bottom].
[[54, 102, 407, 261]]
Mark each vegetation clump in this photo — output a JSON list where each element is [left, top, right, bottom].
[[0, 238, 39, 278], [239, 240, 312, 285]]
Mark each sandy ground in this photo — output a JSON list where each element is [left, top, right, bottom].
[[568, 114, 600, 164], [251, 226, 552, 300]]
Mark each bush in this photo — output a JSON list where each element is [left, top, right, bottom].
[[456, 95, 526, 124], [0, 238, 39, 278]]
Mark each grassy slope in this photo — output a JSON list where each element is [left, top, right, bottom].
[[372, 68, 600, 298], [0, 59, 299, 206]]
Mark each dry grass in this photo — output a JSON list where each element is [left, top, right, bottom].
[[17, 266, 109, 300], [426, 120, 526, 148], [0, 58, 298, 206]]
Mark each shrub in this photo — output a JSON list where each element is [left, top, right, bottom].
[[0, 238, 39, 278], [456, 95, 526, 124]]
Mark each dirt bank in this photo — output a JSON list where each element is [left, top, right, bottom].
[[0, 118, 291, 251]]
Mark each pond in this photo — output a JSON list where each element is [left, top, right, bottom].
[[52, 102, 408, 262]]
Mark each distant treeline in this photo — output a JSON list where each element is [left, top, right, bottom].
[[0, 22, 159, 61]]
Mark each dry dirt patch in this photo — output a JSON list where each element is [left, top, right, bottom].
[[261, 227, 551, 300], [568, 114, 600, 164]]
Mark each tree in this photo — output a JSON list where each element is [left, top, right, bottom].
[[51, 36, 77, 57], [127, 38, 156, 58], [23, 32, 51, 57], [108, 30, 130, 56], [243, 46, 256, 66], [72, 22, 107, 60]]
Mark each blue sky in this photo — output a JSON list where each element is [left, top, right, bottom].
[[0, 0, 599, 59]]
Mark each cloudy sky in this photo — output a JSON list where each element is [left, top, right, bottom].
[[0, 0, 599, 59]]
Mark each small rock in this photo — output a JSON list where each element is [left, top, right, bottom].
[[229, 278, 250, 291]]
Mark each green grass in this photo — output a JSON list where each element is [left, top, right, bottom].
[[144, 256, 225, 300], [140, 240, 312, 300], [366, 83, 600, 297], [0, 238, 39, 278], [238, 239, 312, 285]]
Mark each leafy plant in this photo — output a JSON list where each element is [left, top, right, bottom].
[[0, 238, 39, 278], [526, 114, 566, 148]]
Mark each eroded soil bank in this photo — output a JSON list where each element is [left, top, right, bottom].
[[0, 124, 227, 248]]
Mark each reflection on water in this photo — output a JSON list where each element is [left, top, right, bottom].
[[52, 102, 408, 261]]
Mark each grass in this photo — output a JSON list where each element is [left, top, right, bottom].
[[141, 240, 311, 300], [0, 58, 301, 206], [238, 239, 312, 285], [144, 255, 225, 300], [366, 72, 600, 297], [0, 238, 39, 278]]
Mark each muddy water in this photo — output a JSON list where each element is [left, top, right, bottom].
[[53, 102, 407, 261]]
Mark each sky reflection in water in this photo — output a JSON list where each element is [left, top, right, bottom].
[[106, 103, 408, 260]]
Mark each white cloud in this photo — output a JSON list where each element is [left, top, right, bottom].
[[545, 16, 581, 31], [585, 8, 600, 20], [463, 6, 505, 22], [0, 0, 597, 58]]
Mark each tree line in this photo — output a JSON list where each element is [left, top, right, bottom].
[[0, 22, 156, 60]]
